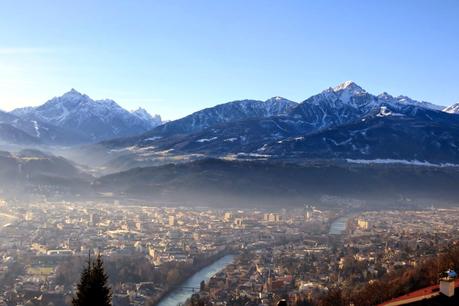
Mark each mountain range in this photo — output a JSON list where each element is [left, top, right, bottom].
[[2, 81, 459, 206], [98, 81, 459, 170], [1, 89, 162, 145], [2, 82, 459, 169]]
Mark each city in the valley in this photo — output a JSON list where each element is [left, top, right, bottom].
[[0, 198, 458, 306]]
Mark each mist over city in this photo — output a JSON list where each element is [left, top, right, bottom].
[[1, 1, 459, 306]]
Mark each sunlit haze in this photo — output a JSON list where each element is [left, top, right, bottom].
[[1, 2, 459, 305]]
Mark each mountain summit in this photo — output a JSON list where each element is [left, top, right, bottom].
[[11, 90, 162, 143], [444, 102, 459, 114], [132, 108, 162, 126], [332, 80, 365, 93]]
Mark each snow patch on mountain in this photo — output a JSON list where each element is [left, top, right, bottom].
[[32, 120, 40, 137], [144, 136, 162, 142], [346, 159, 459, 167], [444, 103, 459, 114], [376, 106, 404, 117], [196, 137, 218, 143]]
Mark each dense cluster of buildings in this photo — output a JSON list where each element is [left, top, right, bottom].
[[0, 197, 458, 306], [0, 199, 329, 305], [193, 208, 459, 305]]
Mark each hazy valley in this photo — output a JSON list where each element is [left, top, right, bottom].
[[1, 81, 459, 210]]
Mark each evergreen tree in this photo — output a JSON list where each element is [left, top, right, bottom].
[[90, 254, 112, 306], [73, 253, 112, 306], [72, 255, 92, 306]]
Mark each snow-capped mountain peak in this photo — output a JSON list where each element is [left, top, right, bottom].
[[313, 81, 368, 106], [11, 90, 163, 142], [268, 96, 285, 102], [60, 88, 89, 100], [311, 82, 443, 111], [333, 80, 365, 94], [377, 92, 394, 100], [132, 108, 162, 126], [132, 107, 151, 120], [444, 102, 459, 114], [67, 88, 82, 95]]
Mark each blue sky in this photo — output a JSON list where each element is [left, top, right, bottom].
[[1, 0, 458, 119]]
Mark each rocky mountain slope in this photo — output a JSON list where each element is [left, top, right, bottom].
[[10, 89, 162, 144], [105, 97, 298, 148], [100, 81, 458, 169], [444, 102, 459, 114]]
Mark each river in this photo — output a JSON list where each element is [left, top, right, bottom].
[[156, 254, 235, 306], [329, 214, 353, 235]]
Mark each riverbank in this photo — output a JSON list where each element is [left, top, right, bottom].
[[153, 251, 235, 306], [329, 213, 356, 235], [156, 254, 235, 306]]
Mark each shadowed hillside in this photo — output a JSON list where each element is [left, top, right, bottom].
[[94, 159, 459, 207]]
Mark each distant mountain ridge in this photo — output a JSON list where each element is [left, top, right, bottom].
[[112, 81, 448, 148], [99, 81, 459, 169], [142, 96, 297, 137], [2, 81, 459, 169]]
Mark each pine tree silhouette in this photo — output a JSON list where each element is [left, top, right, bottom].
[[72, 253, 92, 306], [73, 252, 112, 306], [90, 254, 112, 306]]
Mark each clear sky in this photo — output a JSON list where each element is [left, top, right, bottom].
[[1, 0, 458, 120]]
